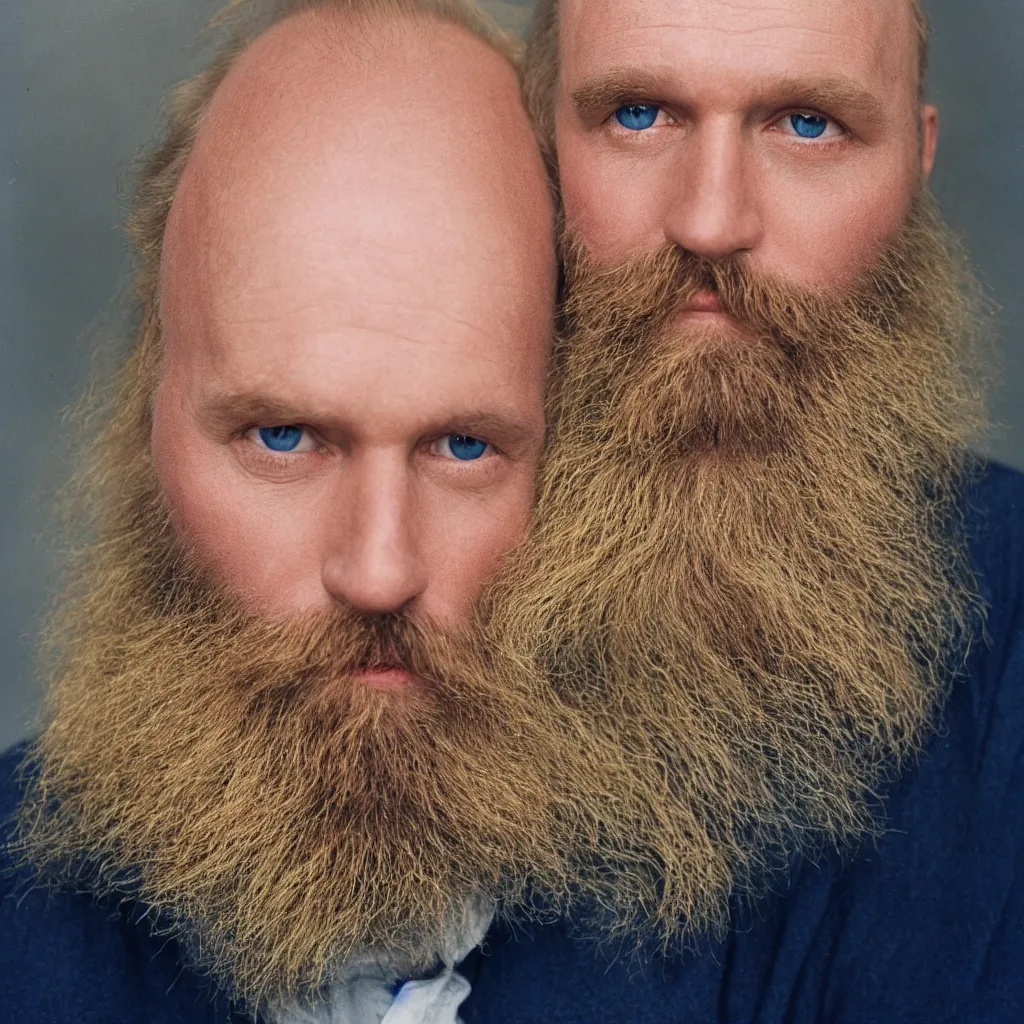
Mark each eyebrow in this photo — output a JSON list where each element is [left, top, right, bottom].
[[197, 391, 541, 451], [570, 69, 886, 128], [447, 412, 540, 447], [571, 70, 671, 123], [198, 392, 311, 435], [765, 76, 886, 126]]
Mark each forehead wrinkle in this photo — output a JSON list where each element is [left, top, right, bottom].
[[575, 23, 880, 62], [564, 0, 909, 69], [212, 288, 511, 356], [216, 319, 503, 359]]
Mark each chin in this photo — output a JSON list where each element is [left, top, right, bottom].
[[668, 312, 754, 353]]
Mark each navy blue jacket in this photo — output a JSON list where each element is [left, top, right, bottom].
[[3, 462, 1023, 1023]]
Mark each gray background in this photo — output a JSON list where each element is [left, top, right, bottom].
[[1, 0, 1021, 750]]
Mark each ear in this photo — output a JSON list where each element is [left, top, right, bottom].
[[920, 104, 940, 180]]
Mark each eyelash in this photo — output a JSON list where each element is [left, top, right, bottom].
[[604, 104, 849, 144], [248, 425, 317, 453], [605, 102, 672, 134], [239, 426, 504, 466], [236, 426, 320, 476], [773, 110, 847, 143], [428, 433, 502, 464]]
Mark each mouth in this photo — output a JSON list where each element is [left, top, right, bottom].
[[351, 664, 418, 691], [679, 289, 726, 316], [671, 290, 751, 345]]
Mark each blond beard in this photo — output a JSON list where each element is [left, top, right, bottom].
[[14, 408, 580, 1011], [482, 191, 987, 947]]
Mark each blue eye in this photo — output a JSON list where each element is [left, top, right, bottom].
[[790, 113, 829, 139], [614, 104, 660, 131], [444, 434, 488, 461], [258, 425, 304, 452]]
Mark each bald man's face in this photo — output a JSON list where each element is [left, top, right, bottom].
[[555, 0, 937, 288], [25, 20, 562, 993], [154, 15, 554, 655]]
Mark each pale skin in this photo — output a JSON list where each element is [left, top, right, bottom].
[[555, 0, 939, 292], [153, 11, 555, 674]]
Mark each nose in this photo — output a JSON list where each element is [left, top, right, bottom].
[[662, 120, 763, 261], [321, 454, 427, 616]]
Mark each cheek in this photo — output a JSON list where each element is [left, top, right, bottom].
[[761, 164, 916, 288], [152, 427, 324, 616], [556, 116, 665, 260], [418, 478, 535, 623]]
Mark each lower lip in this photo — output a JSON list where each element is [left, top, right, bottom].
[[353, 667, 417, 691], [681, 291, 725, 314], [677, 309, 731, 320], [674, 308, 739, 329]]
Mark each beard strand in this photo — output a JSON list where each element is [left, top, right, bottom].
[[15, 484, 577, 1011]]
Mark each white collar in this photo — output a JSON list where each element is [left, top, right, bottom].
[[271, 897, 494, 1024]]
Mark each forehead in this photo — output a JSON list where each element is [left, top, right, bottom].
[[164, 182, 551, 434], [560, 0, 917, 98], [185, 214, 546, 417], [181, 139, 537, 371], [159, 12, 554, 416]]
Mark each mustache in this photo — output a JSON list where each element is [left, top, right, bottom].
[[559, 231, 910, 352], [562, 236, 763, 331], [139, 540, 480, 720], [332, 610, 428, 675], [218, 605, 465, 714]]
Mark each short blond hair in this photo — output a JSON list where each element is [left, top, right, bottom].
[[522, 0, 931, 176], [125, 0, 520, 390]]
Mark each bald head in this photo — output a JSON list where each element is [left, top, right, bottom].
[[152, 8, 555, 626], [163, 10, 552, 358]]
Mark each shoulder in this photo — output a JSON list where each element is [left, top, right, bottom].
[[923, 460, 1024, 857], [0, 741, 32, 893], [957, 460, 1024, 750], [712, 461, 1024, 1023], [963, 457, 1024, 519], [0, 742, 236, 1023], [963, 458, 1024, 620], [808, 459, 1024, 1020], [0, 740, 30, 819]]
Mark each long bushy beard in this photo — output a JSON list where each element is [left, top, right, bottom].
[[483, 192, 987, 946], [14, 401, 579, 1011]]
